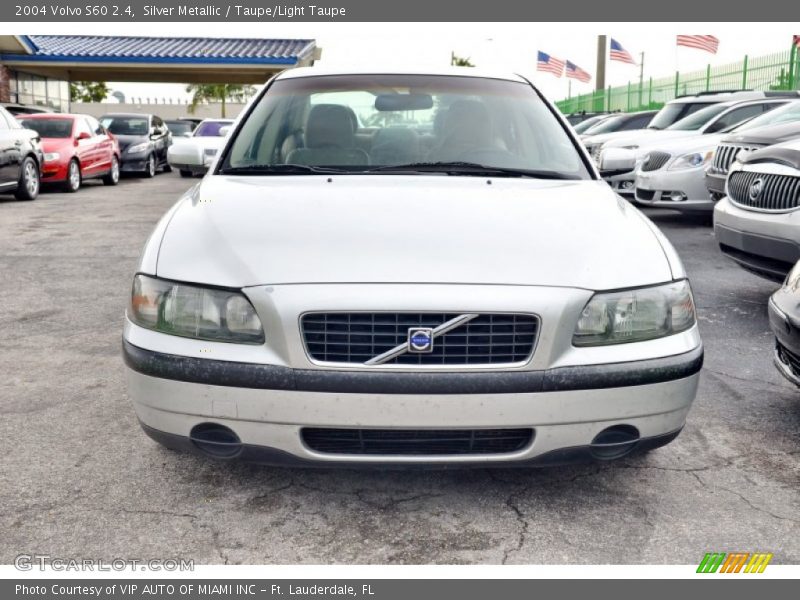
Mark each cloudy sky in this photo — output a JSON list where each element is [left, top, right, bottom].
[[15, 22, 800, 104]]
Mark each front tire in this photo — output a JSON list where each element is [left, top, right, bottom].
[[143, 154, 156, 178], [63, 159, 81, 193], [15, 156, 40, 201], [103, 156, 120, 186]]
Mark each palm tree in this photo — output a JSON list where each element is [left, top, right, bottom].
[[185, 84, 255, 118], [450, 53, 475, 67]]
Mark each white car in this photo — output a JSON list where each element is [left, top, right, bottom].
[[635, 100, 800, 214], [123, 67, 702, 467], [597, 98, 793, 196], [714, 138, 800, 282], [167, 118, 233, 177]]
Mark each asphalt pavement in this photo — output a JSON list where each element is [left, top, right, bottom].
[[0, 173, 797, 565]]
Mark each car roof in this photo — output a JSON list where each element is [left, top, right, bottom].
[[275, 65, 529, 83], [100, 113, 153, 118], [16, 113, 80, 119]]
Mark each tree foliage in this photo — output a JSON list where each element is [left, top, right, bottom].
[[185, 84, 255, 118], [69, 81, 110, 103]]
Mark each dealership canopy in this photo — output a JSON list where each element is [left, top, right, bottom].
[[0, 34, 320, 83]]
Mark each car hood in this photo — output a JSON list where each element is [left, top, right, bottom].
[[39, 138, 75, 153], [723, 121, 800, 146], [154, 175, 674, 289], [636, 133, 725, 157], [170, 136, 225, 151], [604, 130, 702, 150], [114, 134, 148, 151]]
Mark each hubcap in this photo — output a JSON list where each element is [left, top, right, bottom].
[[69, 162, 80, 189], [25, 162, 38, 195], [148, 156, 155, 176], [112, 159, 119, 182]]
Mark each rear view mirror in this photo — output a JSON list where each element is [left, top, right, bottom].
[[598, 147, 636, 176], [375, 93, 434, 112]]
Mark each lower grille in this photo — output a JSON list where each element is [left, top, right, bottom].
[[301, 312, 539, 366], [641, 151, 671, 172], [710, 144, 761, 175], [728, 170, 800, 211], [777, 342, 800, 377], [636, 188, 656, 201], [301, 428, 534, 455]]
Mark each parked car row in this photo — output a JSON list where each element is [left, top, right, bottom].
[[0, 107, 203, 201], [583, 92, 800, 392]]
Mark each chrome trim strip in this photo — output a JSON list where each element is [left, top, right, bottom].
[[364, 313, 480, 365]]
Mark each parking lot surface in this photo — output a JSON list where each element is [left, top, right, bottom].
[[1, 173, 798, 565]]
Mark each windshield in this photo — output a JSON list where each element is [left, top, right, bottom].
[[166, 120, 193, 135], [734, 101, 800, 131], [20, 117, 72, 138], [648, 101, 716, 130], [666, 104, 729, 131], [100, 116, 148, 136], [220, 74, 590, 179], [573, 115, 609, 134], [194, 120, 231, 137], [581, 114, 628, 135]]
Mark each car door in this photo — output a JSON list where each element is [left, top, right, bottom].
[[72, 117, 97, 174], [0, 108, 25, 189], [151, 116, 169, 164], [86, 115, 112, 174]]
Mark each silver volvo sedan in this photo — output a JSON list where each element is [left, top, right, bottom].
[[123, 67, 703, 467]]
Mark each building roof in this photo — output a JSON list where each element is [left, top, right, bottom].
[[0, 34, 319, 84], [12, 35, 315, 65]]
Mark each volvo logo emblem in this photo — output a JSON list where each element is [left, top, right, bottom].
[[407, 328, 434, 353], [749, 178, 764, 201]]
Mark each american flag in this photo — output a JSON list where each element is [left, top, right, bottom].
[[677, 35, 720, 54], [609, 38, 635, 65], [794, 35, 800, 49], [566, 61, 591, 83], [537, 51, 565, 77]]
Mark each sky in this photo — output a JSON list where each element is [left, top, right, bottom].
[[13, 22, 800, 104]]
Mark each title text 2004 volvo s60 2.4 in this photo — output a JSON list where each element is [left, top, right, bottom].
[[122, 67, 703, 467]]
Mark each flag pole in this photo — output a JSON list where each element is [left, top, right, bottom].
[[638, 52, 645, 110]]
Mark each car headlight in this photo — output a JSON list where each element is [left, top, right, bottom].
[[43, 152, 60, 162], [127, 142, 150, 154], [129, 274, 265, 344], [668, 150, 714, 171], [573, 280, 695, 346]]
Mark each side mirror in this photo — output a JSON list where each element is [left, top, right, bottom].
[[598, 147, 637, 177], [182, 131, 193, 138], [76, 131, 91, 141], [218, 126, 231, 137]]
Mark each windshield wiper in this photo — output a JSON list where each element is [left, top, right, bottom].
[[363, 161, 579, 179], [219, 163, 346, 175]]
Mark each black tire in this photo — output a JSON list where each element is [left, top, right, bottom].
[[103, 156, 120, 186], [162, 162, 172, 173], [14, 156, 40, 201], [62, 159, 81, 193], [179, 169, 193, 178], [143, 154, 156, 178]]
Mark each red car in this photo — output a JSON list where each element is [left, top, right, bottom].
[[16, 113, 120, 193]]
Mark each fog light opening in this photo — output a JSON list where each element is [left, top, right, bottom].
[[189, 423, 242, 459], [669, 191, 688, 202], [590, 425, 640, 460]]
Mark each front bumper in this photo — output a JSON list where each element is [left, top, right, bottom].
[[41, 161, 68, 183], [603, 170, 636, 197], [169, 161, 207, 175], [120, 152, 150, 172], [124, 339, 702, 466], [714, 198, 800, 281], [634, 167, 713, 213], [705, 171, 727, 201]]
